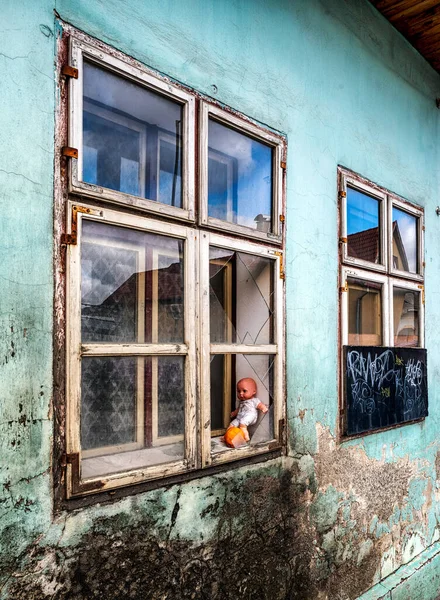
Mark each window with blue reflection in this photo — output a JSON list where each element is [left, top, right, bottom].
[[392, 207, 418, 274], [82, 61, 183, 207], [346, 187, 381, 264], [208, 119, 273, 232]]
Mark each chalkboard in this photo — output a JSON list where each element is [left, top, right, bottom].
[[344, 346, 428, 436]]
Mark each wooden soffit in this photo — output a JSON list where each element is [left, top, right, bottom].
[[369, 0, 440, 72]]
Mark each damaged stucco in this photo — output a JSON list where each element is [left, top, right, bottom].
[[1, 0, 440, 598]]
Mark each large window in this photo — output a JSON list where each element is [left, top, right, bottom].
[[339, 169, 426, 437], [63, 35, 286, 497]]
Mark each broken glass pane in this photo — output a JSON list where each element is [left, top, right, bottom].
[[81, 220, 184, 344], [208, 119, 273, 232], [83, 62, 183, 207], [210, 353, 275, 452], [209, 247, 274, 344], [347, 187, 381, 264]]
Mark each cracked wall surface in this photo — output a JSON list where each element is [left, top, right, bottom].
[[1, 0, 440, 599]]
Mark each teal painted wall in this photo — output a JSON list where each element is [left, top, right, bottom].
[[1, 0, 440, 598]]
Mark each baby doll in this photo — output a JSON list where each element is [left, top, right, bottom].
[[227, 377, 268, 442]]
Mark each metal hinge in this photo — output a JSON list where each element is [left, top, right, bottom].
[[273, 251, 285, 280], [60, 452, 79, 468], [339, 191, 347, 199], [418, 284, 425, 305], [62, 146, 78, 159], [280, 214, 285, 225], [61, 65, 79, 79], [61, 205, 102, 246], [281, 161, 287, 170], [339, 280, 348, 293], [339, 236, 347, 244]]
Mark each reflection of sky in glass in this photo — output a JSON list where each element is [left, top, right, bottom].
[[347, 187, 379, 235], [392, 207, 417, 273], [82, 62, 183, 206], [208, 119, 272, 230]]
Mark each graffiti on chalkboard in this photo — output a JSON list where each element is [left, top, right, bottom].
[[344, 346, 427, 436]]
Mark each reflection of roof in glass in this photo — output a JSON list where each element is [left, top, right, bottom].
[[347, 221, 408, 270], [347, 226, 379, 263]]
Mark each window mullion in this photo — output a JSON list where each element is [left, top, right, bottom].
[[184, 230, 197, 470], [199, 232, 212, 468]]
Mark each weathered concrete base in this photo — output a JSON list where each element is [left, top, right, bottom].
[[358, 541, 440, 600]]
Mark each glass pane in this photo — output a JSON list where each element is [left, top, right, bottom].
[[347, 187, 381, 264], [83, 62, 183, 207], [393, 288, 420, 347], [209, 247, 274, 344], [81, 356, 185, 478], [208, 119, 273, 232], [348, 278, 382, 346], [81, 220, 184, 344], [210, 353, 275, 452], [392, 207, 418, 273]]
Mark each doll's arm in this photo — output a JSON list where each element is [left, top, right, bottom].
[[256, 401, 268, 414], [230, 408, 239, 418]]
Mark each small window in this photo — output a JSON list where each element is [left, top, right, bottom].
[[200, 102, 285, 243], [341, 177, 387, 272], [339, 168, 426, 437], [347, 277, 383, 346], [390, 200, 422, 278]]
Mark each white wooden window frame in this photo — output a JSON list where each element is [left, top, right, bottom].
[[341, 266, 389, 347], [388, 197, 424, 282], [199, 231, 285, 468], [390, 278, 425, 349], [66, 202, 197, 497], [341, 268, 424, 348], [68, 38, 196, 221], [340, 173, 388, 273], [199, 101, 284, 244], [339, 170, 425, 438]]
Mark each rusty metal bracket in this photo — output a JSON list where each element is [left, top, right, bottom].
[[418, 284, 425, 305], [339, 191, 347, 199], [339, 236, 347, 244], [62, 146, 78, 159], [61, 65, 79, 79], [280, 214, 285, 224], [273, 251, 285, 280], [280, 161, 287, 170], [61, 205, 102, 246], [339, 280, 348, 293], [61, 452, 79, 468]]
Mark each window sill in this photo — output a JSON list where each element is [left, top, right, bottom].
[[60, 446, 283, 511]]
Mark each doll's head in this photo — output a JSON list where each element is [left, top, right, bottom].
[[236, 378, 257, 401]]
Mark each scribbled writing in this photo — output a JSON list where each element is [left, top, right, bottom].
[[345, 347, 427, 435]]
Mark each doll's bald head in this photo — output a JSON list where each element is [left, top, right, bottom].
[[236, 378, 257, 400]]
